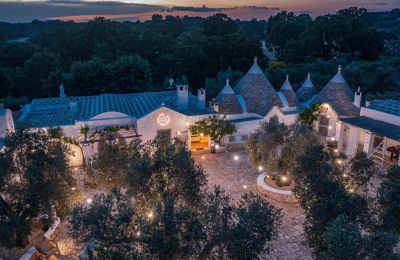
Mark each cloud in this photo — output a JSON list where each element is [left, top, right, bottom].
[[0, 0, 163, 22]]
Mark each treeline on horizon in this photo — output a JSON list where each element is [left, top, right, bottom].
[[0, 7, 399, 109]]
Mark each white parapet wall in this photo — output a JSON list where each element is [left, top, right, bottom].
[[256, 173, 297, 203]]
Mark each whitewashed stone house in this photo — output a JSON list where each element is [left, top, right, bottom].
[[1, 58, 399, 168], [212, 58, 299, 145], [16, 84, 214, 165]]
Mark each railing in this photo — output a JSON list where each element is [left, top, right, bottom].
[[368, 139, 387, 169]]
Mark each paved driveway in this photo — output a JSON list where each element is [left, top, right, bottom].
[[193, 150, 313, 260]]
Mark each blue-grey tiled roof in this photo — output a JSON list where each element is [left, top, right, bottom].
[[25, 91, 214, 128], [341, 116, 400, 141], [368, 99, 400, 117]]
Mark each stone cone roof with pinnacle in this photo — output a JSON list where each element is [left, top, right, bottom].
[[234, 57, 282, 115], [279, 74, 298, 107], [215, 79, 243, 114], [314, 66, 359, 117], [296, 73, 316, 102]]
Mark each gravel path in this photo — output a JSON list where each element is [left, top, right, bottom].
[[194, 150, 313, 260]]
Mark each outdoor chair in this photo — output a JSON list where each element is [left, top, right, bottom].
[[29, 232, 60, 259]]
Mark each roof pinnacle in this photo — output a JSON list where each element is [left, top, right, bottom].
[[338, 65, 342, 72], [59, 82, 66, 98], [254, 56, 258, 64]]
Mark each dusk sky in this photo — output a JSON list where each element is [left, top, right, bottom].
[[0, 0, 398, 22], [127, 0, 398, 9]]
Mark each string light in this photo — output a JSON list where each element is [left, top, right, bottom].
[[201, 155, 205, 160], [215, 144, 220, 149], [147, 212, 154, 219], [281, 176, 288, 182], [258, 166, 263, 171], [337, 159, 342, 165], [330, 137, 335, 141], [177, 131, 181, 135], [234, 155, 239, 161], [243, 184, 248, 189], [86, 198, 92, 204], [71, 187, 76, 191], [334, 149, 338, 153]]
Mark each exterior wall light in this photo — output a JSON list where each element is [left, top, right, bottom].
[[157, 113, 170, 126]]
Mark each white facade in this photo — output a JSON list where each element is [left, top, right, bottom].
[[0, 108, 15, 138], [337, 101, 400, 167], [7, 59, 398, 169]]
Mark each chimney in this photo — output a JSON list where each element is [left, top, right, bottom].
[[209, 99, 219, 112], [197, 88, 206, 110], [353, 86, 362, 108], [69, 100, 78, 114], [60, 82, 66, 98], [176, 84, 188, 111]]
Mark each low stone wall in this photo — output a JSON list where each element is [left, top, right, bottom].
[[257, 174, 297, 203]]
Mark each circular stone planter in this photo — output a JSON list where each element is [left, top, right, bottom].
[[257, 173, 297, 203]]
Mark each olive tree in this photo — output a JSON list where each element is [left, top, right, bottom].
[[292, 145, 398, 258], [0, 127, 79, 248], [246, 121, 319, 185], [70, 139, 282, 259], [343, 151, 379, 193]]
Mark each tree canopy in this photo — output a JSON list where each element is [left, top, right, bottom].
[[246, 121, 319, 180], [1, 7, 398, 107], [70, 139, 282, 259], [0, 127, 79, 247], [292, 145, 399, 258]]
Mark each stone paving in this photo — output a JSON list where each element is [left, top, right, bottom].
[[193, 150, 313, 260]]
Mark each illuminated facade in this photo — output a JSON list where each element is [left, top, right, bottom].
[[2, 58, 397, 168]]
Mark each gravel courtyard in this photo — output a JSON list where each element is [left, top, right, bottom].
[[51, 149, 312, 260], [193, 149, 312, 260]]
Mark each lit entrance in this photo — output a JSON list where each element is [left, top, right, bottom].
[[191, 133, 209, 151]]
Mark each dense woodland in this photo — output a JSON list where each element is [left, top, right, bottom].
[[0, 7, 399, 109]]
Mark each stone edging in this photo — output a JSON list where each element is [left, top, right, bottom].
[[257, 173, 297, 203]]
